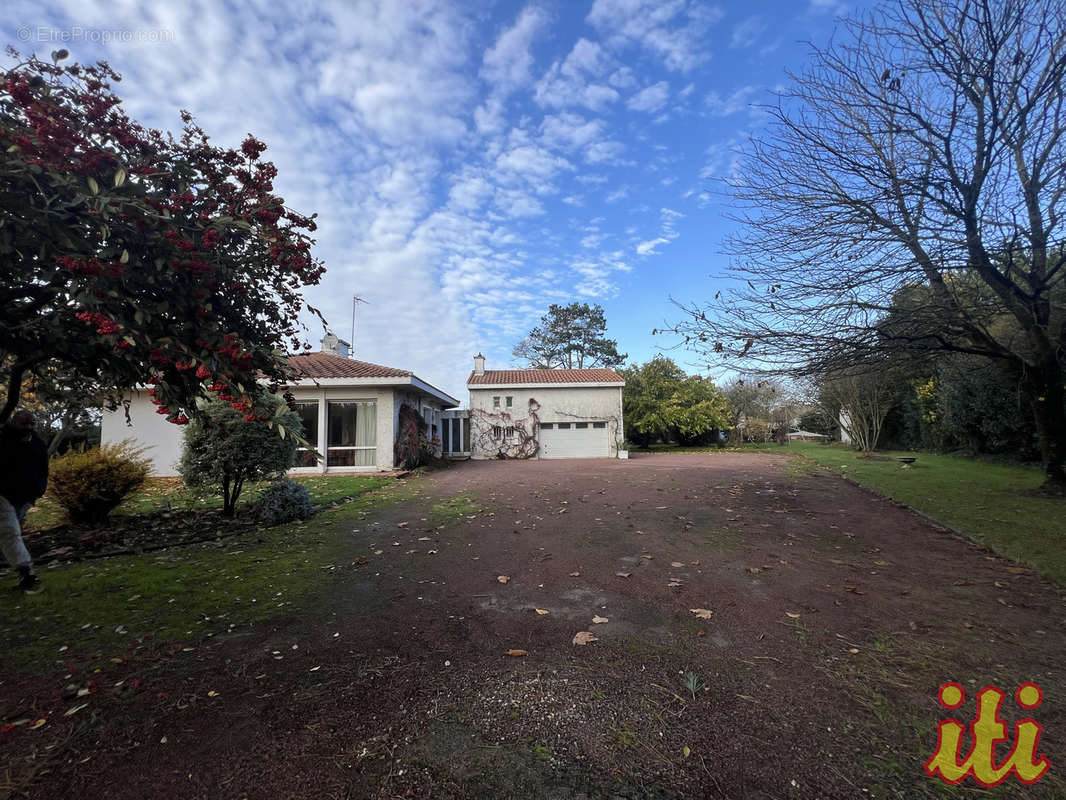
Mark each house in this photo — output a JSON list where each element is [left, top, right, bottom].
[[100, 334, 459, 476], [460, 354, 625, 459]]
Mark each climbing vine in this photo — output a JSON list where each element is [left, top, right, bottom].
[[470, 399, 541, 459]]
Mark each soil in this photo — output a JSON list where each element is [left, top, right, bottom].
[[2, 452, 1064, 799]]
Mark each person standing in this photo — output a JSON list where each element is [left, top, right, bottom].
[[0, 410, 48, 592]]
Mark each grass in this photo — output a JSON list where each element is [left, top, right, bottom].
[[1, 477, 420, 673], [26, 473, 390, 531]]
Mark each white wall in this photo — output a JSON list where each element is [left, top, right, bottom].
[[468, 386, 624, 459], [103, 387, 413, 477], [101, 393, 185, 477]]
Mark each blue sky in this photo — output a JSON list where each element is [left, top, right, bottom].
[[6, 0, 864, 400]]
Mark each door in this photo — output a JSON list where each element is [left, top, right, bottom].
[[538, 421, 610, 459]]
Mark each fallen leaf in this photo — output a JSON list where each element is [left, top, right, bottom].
[[667, 581, 682, 587], [737, 694, 757, 703], [207, 690, 218, 697], [682, 745, 691, 758], [506, 649, 528, 657], [635, 530, 645, 535], [690, 608, 713, 619], [745, 566, 761, 574], [848, 648, 860, 654], [64, 703, 89, 717], [616, 572, 631, 578], [690, 560, 700, 566], [994, 580, 1008, 588], [697, 630, 707, 637], [30, 718, 46, 730], [569, 571, 581, 577], [497, 575, 511, 584], [640, 553, 653, 560], [592, 616, 608, 624], [670, 562, 685, 568], [785, 611, 801, 619], [535, 608, 550, 616], [572, 631, 598, 645], [397, 522, 409, 528]]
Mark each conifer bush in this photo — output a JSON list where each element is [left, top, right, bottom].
[[48, 441, 152, 524]]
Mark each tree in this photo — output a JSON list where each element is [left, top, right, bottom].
[[664, 1, 1066, 490], [1, 51, 324, 428], [665, 376, 731, 446], [818, 367, 897, 453], [722, 378, 781, 444], [179, 395, 301, 516], [621, 356, 729, 447], [513, 303, 626, 369]]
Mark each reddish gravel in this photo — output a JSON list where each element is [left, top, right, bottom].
[[3, 452, 1064, 799]]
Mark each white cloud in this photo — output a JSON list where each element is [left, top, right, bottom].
[[627, 81, 671, 112], [730, 15, 766, 48], [539, 112, 605, 151], [586, 0, 723, 71], [534, 38, 620, 110], [636, 237, 670, 255], [584, 140, 627, 164], [481, 5, 550, 97], [705, 84, 760, 116]]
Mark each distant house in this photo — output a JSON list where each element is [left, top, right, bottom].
[[101, 335, 458, 477], [452, 354, 625, 460], [787, 430, 829, 442]]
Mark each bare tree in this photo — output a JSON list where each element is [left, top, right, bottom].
[[664, 0, 1066, 490], [819, 369, 897, 452]]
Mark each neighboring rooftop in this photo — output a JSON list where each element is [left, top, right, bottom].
[[468, 368, 624, 385]]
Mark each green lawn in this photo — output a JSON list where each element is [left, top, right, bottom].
[[1, 476, 419, 672], [791, 442, 1065, 585]]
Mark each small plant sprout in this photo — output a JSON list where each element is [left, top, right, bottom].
[[683, 671, 704, 700]]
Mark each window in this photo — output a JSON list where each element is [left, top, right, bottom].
[[575, 422, 589, 429], [540, 423, 554, 430], [492, 425, 503, 438], [505, 396, 513, 408], [326, 401, 376, 466], [294, 402, 320, 467], [493, 396, 500, 408], [592, 422, 607, 429], [557, 422, 571, 429], [505, 426, 515, 437]]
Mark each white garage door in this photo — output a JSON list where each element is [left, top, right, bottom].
[[538, 421, 609, 459]]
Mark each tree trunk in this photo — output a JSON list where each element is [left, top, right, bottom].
[[1026, 365, 1066, 494]]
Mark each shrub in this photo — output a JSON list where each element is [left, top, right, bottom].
[[252, 478, 314, 525], [180, 395, 302, 516], [48, 440, 152, 524]]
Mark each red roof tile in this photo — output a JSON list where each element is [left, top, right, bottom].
[[467, 368, 624, 385], [288, 352, 412, 379]]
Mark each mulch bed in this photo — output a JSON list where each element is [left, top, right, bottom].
[[22, 509, 263, 564]]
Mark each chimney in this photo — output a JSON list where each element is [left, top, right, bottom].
[[321, 333, 350, 358], [473, 352, 485, 376]]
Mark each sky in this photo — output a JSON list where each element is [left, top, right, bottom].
[[5, 0, 866, 402]]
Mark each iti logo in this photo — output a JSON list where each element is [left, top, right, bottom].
[[925, 682, 1051, 786]]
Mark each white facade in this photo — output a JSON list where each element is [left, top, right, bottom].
[[467, 383, 625, 460], [102, 377, 456, 478]]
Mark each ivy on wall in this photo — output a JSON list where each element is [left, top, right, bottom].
[[470, 399, 541, 459]]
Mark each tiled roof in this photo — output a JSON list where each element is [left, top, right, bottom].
[[287, 352, 412, 379], [468, 368, 624, 385]]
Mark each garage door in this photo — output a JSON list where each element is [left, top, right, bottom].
[[538, 421, 609, 459]]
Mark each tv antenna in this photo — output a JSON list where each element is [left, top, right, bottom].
[[350, 295, 370, 357]]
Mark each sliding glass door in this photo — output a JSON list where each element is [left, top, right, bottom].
[[326, 401, 376, 467]]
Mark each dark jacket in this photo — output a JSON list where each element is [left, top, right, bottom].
[[0, 424, 49, 507]]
